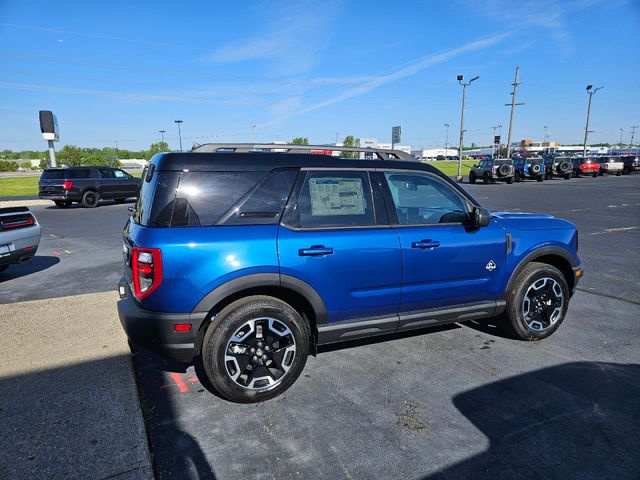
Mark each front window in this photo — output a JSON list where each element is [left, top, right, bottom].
[[384, 172, 469, 225]]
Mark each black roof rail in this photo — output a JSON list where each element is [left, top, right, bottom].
[[190, 143, 415, 161]]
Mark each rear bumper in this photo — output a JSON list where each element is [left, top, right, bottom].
[[0, 225, 41, 266], [116, 280, 207, 362], [38, 192, 80, 201]]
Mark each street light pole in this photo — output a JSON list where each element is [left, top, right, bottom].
[[582, 85, 603, 158], [619, 128, 624, 148], [505, 66, 524, 160], [174, 120, 183, 151], [159, 130, 166, 143], [630, 126, 638, 149], [544, 125, 548, 143], [457, 74, 479, 181], [444, 123, 449, 158], [491, 125, 500, 158]]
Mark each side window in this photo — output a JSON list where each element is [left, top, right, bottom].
[[221, 169, 297, 226], [98, 168, 114, 179], [295, 170, 375, 228], [384, 172, 469, 225], [113, 169, 129, 179], [67, 168, 91, 179]]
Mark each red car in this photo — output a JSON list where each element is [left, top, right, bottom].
[[571, 157, 600, 177]]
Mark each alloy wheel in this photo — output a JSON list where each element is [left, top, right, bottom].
[[522, 277, 564, 332], [224, 317, 296, 391]]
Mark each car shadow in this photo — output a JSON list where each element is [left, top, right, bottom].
[[459, 315, 515, 339], [421, 361, 640, 479], [0, 255, 60, 282]]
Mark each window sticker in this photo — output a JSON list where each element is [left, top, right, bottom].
[[309, 177, 366, 216]]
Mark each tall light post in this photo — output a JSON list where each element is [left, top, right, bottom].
[[159, 130, 166, 143], [582, 85, 603, 158], [619, 128, 624, 148], [174, 120, 183, 151], [444, 123, 449, 158], [457, 74, 479, 181], [544, 125, 548, 143], [631, 126, 638, 149]]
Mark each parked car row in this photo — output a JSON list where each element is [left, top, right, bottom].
[[469, 155, 640, 184]]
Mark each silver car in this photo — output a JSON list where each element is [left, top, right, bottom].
[[0, 207, 42, 273]]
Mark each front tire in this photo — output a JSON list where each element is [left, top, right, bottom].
[[202, 296, 310, 403], [469, 171, 476, 184], [504, 262, 569, 340], [81, 190, 100, 208]]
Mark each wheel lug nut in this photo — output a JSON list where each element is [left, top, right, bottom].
[[250, 347, 255, 353], [258, 342, 263, 347], [262, 354, 267, 360], [252, 355, 258, 362], [265, 346, 270, 351]]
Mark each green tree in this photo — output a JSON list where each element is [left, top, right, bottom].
[[341, 135, 360, 158], [0, 160, 19, 172], [40, 158, 51, 169], [290, 137, 308, 145], [57, 145, 84, 166], [145, 141, 170, 161]]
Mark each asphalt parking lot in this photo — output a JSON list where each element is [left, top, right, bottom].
[[1, 174, 639, 479]]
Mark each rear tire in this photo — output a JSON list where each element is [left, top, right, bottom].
[[616, 171, 621, 176], [506, 176, 514, 184], [592, 172, 598, 178], [0, 265, 9, 273], [469, 171, 476, 184], [201, 295, 310, 403], [54, 200, 72, 208], [537, 175, 544, 182], [504, 262, 569, 340], [564, 173, 571, 180], [81, 191, 99, 208]]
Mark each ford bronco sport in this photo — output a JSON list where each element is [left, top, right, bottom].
[[117, 144, 582, 403]]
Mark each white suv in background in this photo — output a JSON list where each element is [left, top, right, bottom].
[[598, 156, 624, 176]]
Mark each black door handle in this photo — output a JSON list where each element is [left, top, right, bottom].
[[411, 239, 440, 249], [299, 245, 334, 256]]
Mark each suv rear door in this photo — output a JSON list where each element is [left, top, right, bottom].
[[278, 169, 402, 335], [98, 168, 118, 198], [380, 170, 506, 326]]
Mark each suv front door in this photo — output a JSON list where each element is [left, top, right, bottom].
[[278, 169, 402, 337], [112, 168, 138, 198], [381, 170, 507, 326], [98, 168, 118, 198]]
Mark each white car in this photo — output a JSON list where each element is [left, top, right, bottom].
[[598, 157, 624, 176], [0, 207, 41, 273]]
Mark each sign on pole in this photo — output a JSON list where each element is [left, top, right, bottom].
[[494, 135, 501, 145], [39, 110, 60, 167], [392, 126, 401, 149]]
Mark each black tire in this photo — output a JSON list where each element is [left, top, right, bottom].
[[54, 200, 72, 208], [616, 171, 621, 176], [592, 172, 598, 178], [504, 262, 569, 340], [564, 173, 571, 180], [0, 264, 9, 273], [483, 173, 490, 184], [598, 170, 604, 176], [622, 166, 629, 175], [469, 171, 476, 184], [514, 171, 521, 183], [506, 176, 514, 184], [81, 190, 100, 208], [114, 198, 127, 204], [201, 295, 310, 403], [536, 175, 544, 182]]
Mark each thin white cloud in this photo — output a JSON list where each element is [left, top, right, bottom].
[[0, 82, 259, 106], [259, 32, 512, 127], [203, 0, 338, 77]]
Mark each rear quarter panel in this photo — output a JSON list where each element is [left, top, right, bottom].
[[126, 222, 279, 313]]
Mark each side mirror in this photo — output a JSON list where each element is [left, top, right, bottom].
[[472, 207, 491, 227]]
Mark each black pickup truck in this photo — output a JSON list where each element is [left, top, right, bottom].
[[38, 167, 141, 208]]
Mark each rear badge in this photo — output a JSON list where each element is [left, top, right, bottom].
[[486, 260, 497, 272]]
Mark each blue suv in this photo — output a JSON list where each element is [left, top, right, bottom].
[[118, 145, 582, 403], [512, 156, 546, 182]]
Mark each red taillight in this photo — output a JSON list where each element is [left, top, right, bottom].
[[131, 247, 162, 300], [174, 324, 192, 332], [63, 181, 73, 190]]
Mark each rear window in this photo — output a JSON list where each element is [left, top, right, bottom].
[[41, 170, 65, 180], [134, 170, 296, 227], [42, 168, 91, 179]]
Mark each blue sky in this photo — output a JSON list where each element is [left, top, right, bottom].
[[1, 0, 639, 151]]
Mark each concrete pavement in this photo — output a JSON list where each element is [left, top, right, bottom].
[[0, 291, 153, 480]]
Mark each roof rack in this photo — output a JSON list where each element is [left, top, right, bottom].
[[190, 143, 415, 161]]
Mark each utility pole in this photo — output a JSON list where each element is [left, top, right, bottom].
[[630, 125, 638, 149], [159, 130, 166, 143], [582, 85, 603, 157], [251, 124, 256, 144], [619, 128, 624, 148], [114, 141, 119, 163], [444, 123, 449, 158], [457, 74, 479, 181], [544, 125, 548, 143], [336, 132, 340, 145], [174, 120, 183, 151], [491, 125, 500, 158], [505, 66, 524, 160]]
